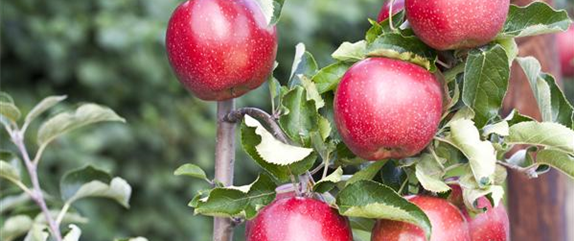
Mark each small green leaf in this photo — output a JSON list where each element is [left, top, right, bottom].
[[498, 2, 572, 39], [23, 224, 48, 241], [312, 62, 352, 94], [313, 167, 343, 193], [336, 180, 432, 240], [445, 119, 497, 187], [459, 167, 505, 212], [174, 163, 210, 183], [1, 215, 33, 241], [279, 86, 319, 146], [0, 92, 21, 124], [62, 225, 81, 241], [34, 210, 88, 225], [244, 115, 313, 166], [365, 11, 406, 43], [241, 120, 316, 181], [482, 121, 509, 137], [505, 109, 534, 126], [60, 166, 131, 207], [346, 161, 386, 186], [366, 32, 437, 71], [496, 38, 518, 65], [415, 154, 450, 193], [253, 0, 285, 26], [37, 104, 125, 148], [462, 44, 510, 128], [516, 57, 573, 126], [332, 41, 367, 62], [300, 75, 325, 110], [192, 173, 277, 219], [535, 149, 574, 179], [114, 238, 149, 241], [318, 115, 332, 141], [289, 43, 318, 87], [24, 95, 67, 126], [506, 121, 574, 154], [0, 160, 21, 183], [0, 193, 31, 213]]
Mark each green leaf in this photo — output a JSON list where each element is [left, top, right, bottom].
[[279, 86, 319, 146], [497, 2, 572, 39], [1, 215, 33, 241], [34, 210, 88, 225], [516, 57, 573, 126], [312, 62, 352, 94], [366, 32, 437, 71], [62, 225, 81, 241], [241, 120, 316, 181], [24, 95, 67, 126], [504, 109, 534, 126], [37, 103, 125, 148], [331, 41, 367, 62], [23, 224, 48, 241], [60, 165, 131, 207], [506, 121, 574, 154], [244, 115, 313, 166], [462, 44, 510, 128], [336, 180, 432, 240], [318, 115, 332, 141], [496, 38, 518, 65], [174, 163, 210, 183], [346, 161, 386, 186], [300, 75, 325, 110], [253, 0, 285, 26], [459, 167, 505, 212], [192, 173, 277, 219], [536, 149, 574, 179], [313, 167, 343, 193], [415, 154, 450, 193], [0, 92, 21, 124], [0, 193, 31, 213], [365, 11, 406, 43], [289, 43, 318, 87], [482, 121, 509, 137], [445, 119, 497, 187], [0, 160, 21, 183]]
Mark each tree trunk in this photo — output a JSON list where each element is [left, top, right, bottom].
[[503, 1, 574, 240]]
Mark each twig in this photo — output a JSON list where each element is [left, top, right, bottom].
[[213, 100, 236, 241], [224, 107, 290, 144], [388, 0, 397, 31], [11, 131, 63, 241]]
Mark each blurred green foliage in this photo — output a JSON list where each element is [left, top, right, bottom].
[[2, 0, 573, 240], [1, 0, 383, 240]]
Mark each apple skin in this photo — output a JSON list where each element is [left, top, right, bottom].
[[557, 26, 574, 77], [334, 58, 443, 161], [377, 0, 405, 22], [245, 197, 353, 241], [405, 0, 510, 50], [371, 195, 470, 241], [166, 0, 278, 101], [448, 185, 510, 241]]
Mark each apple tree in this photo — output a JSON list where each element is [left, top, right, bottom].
[[144, 0, 574, 240]]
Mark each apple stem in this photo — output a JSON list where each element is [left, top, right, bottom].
[[388, 0, 397, 31], [213, 99, 236, 241]]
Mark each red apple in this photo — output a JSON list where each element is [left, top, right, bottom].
[[166, 0, 278, 101], [557, 26, 574, 77], [371, 195, 470, 241], [448, 185, 510, 241], [245, 197, 353, 241], [377, 0, 405, 22], [405, 0, 510, 50], [334, 58, 443, 161]]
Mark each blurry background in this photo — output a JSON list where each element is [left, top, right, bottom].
[[0, 0, 572, 240]]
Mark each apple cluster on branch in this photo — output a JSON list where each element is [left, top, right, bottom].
[[165, 0, 574, 241]]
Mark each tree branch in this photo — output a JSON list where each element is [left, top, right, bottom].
[[213, 100, 236, 241], [224, 107, 290, 143]]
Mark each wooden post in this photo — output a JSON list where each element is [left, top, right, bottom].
[[503, 1, 573, 240]]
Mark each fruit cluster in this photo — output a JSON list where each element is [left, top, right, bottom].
[[166, 0, 574, 240]]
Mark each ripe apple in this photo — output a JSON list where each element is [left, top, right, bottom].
[[245, 197, 353, 241], [448, 185, 510, 241], [405, 0, 510, 50], [334, 58, 443, 161], [377, 0, 405, 22], [557, 26, 574, 77], [371, 195, 470, 241], [166, 0, 278, 101]]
